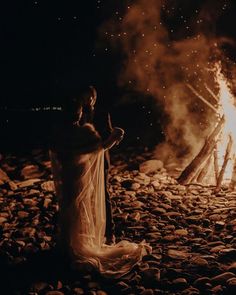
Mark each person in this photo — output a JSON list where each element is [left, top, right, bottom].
[[79, 86, 116, 244], [50, 93, 151, 278]]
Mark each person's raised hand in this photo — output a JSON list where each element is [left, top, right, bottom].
[[112, 127, 125, 145]]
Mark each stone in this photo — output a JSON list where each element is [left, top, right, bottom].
[[131, 182, 141, 190], [96, 291, 108, 295], [23, 198, 38, 206], [44, 198, 52, 208], [152, 207, 166, 215], [17, 179, 41, 188], [145, 232, 161, 240], [185, 216, 200, 224], [124, 190, 136, 197], [0, 168, 9, 182], [167, 249, 191, 260], [190, 257, 208, 267], [226, 278, 236, 292], [18, 211, 29, 219], [215, 221, 225, 230], [41, 181, 55, 192], [209, 214, 221, 221], [193, 277, 211, 289], [210, 245, 226, 253], [73, 287, 84, 294], [224, 235, 233, 243], [129, 212, 141, 222], [211, 272, 236, 285], [143, 254, 161, 263], [0, 212, 9, 218], [22, 227, 36, 237], [115, 281, 131, 292], [161, 203, 172, 210], [219, 248, 236, 259], [9, 181, 18, 191], [88, 281, 100, 289], [165, 212, 182, 218], [210, 285, 223, 293], [151, 180, 160, 188], [202, 219, 211, 227], [111, 175, 122, 183], [139, 160, 163, 174], [164, 225, 176, 230], [181, 287, 199, 295], [45, 292, 64, 295], [21, 165, 44, 179], [138, 176, 151, 186], [28, 189, 40, 196], [141, 268, 160, 287], [227, 262, 236, 273], [0, 217, 7, 225], [163, 235, 177, 242], [208, 241, 225, 247], [172, 278, 188, 289], [32, 282, 50, 293], [174, 229, 188, 236], [140, 289, 154, 295], [146, 261, 160, 269], [130, 201, 145, 209]]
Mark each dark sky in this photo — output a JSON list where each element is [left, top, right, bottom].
[[1, 0, 114, 107], [1, 0, 235, 108]]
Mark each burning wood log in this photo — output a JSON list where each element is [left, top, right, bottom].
[[197, 154, 213, 183], [213, 147, 219, 183], [229, 158, 236, 190], [180, 63, 236, 188], [189, 154, 211, 183], [186, 84, 219, 114], [204, 83, 219, 104], [178, 116, 225, 184], [190, 164, 205, 183], [215, 135, 233, 191]]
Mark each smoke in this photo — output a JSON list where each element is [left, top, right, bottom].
[[101, 0, 233, 165]]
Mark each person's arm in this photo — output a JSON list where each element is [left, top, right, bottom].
[[53, 124, 124, 154], [102, 127, 124, 150], [73, 125, 124, 153], [74, 124, 102, 154], [51, 123, 102, 155]]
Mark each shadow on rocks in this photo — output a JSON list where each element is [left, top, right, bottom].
[[0, 247, 70, 294]]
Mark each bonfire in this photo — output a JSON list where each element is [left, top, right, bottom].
[[178, 62, 236, 191]]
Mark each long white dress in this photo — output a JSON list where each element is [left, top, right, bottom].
[[50, 123, 151, 278]]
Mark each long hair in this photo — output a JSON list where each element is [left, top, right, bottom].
[[62, 86, 96, 124]]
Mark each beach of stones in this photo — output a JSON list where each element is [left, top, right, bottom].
[[1, 149, 236, 295]]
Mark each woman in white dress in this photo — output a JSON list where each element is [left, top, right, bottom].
[[50, 100, 151, 278]]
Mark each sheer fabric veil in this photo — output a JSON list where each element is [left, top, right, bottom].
[[50, 128, 151, 278]]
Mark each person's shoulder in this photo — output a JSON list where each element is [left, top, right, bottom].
[[74, 123, 101, 141], [72, 123, 102, 153], [83, 123, 96, 131], [80, 123, 100, 136]]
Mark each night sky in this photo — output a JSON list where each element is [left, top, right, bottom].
[[1, 0, 115, 108], [1, 0, 236, 109]]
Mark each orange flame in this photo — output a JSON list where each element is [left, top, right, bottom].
[[215, 63, 236, 184]]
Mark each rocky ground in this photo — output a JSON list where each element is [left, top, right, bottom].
[[1, 148, 236, 295]]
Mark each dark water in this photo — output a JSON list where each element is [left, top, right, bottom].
[[0, 104, 164, 152], [0, 110, 56, 151]]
